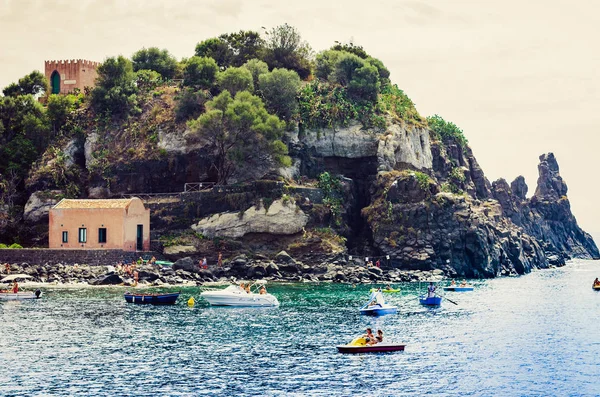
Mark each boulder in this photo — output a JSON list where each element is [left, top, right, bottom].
[[89, 273, 123, 285], [23, 191, 61, 224], [164, 245, 198, 256], [172, 257, 198, 273], [275, 251, 294, 264], [192, 199, 309, 238]]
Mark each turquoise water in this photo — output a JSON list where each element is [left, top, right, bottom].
[[1, 259, 600, 396]]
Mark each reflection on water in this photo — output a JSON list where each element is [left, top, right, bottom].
[[1, 260, 600, 396]]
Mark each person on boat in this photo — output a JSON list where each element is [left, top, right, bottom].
[[259, 286, 266, 295], [460, 280, 467, 287], [375, 330, 384, 343], [12, 280, 19, 293], [450, 279, 456, 286], [363, 328, 376, 345], [245, 284, 251, 294], [594, 278, 600, 287], [427, 282, 436, 298], [385, 284, 392, 291]]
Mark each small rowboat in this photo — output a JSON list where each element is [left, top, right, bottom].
[[0, 290, 42, 300], [369, 288, 401, 293], [337, 343, 406, 354], [124, 292, 180, 305], [360, 291, 397, 316], [419, 295, 442, 306], [443, 286, 473, 292]]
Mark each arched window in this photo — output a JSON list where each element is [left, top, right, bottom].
[[51, 70, 60, 94]]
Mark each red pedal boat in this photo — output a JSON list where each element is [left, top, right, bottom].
[[337, 343, 406, 354]]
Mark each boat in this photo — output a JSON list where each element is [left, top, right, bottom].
[[337, 343, 406, 354], [0, 274, 41, 300], [419, 295, 443, 306], [200, 281, 279, 307], [124, 292, 180, 305], [593, 284, 600, 291], [359, 291, 398, 315], [0, 290, 42, 300], [369, 288, 401, 293], [337, 335, 406, 353], [443, 286, 474, 292]]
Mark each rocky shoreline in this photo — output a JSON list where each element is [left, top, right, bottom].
[[2, 249, 570, 288]]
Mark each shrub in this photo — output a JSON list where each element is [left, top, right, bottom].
[[315, 50, 344, 81], [8, 243, 22, 249], [2, 70, 48, 97], [242, 58, 269, 87], [175, 88, 208, 121], [258, 68, 301, 121], [217, 67, 253, 96], [427, 115, 468, 147], [183, 56, 218, 89], [195, 31, 265, 67], [135, 69, 162, 92]]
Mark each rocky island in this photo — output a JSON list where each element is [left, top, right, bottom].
[[1, 25, 597, 284]]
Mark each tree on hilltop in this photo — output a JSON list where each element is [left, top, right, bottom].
[[2, 71, 48, 97], [90, 56, 139, 119], [131, 47, 178, 80], [195, 30, 265, 67], [263, 24, 313, 79]]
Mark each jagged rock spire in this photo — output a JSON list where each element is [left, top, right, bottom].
[[534, 153, 568, 199]]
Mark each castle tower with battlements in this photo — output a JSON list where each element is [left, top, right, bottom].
[[44, 59, 100, 94]]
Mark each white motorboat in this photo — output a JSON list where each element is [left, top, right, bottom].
[[200, 281, 279, 307], [0, 290, 42, 300]]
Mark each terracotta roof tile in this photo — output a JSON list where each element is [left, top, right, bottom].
[[53, 199, 136, 210]]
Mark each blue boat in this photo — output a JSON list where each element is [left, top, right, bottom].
[[359, 291, 398, 316], [419, 295, 443, 306], [124, 292, 180, 305]]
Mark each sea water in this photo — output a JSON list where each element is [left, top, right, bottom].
[[1, 259, 599, 396]]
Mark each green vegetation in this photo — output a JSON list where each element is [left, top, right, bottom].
[[262, 23, 312, 79], [242, 59, 269, 87], [412, 171, 432, 191], [175, 88, 208, 121], [2, 71, 48, 97], [317, 172, 344, 226], [183, 56, 218, 89], [427, 114, 468, 147], [131, 47, 178, 80], [217, 67, 254, 96], [186, 90, 290, 184], [258, 68, 301, 122], [195, 30, 264, 67], [90, 56, 139, 119], [0, 243, 23, 249]]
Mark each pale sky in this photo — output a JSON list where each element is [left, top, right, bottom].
[[1, 0, 599, 243]]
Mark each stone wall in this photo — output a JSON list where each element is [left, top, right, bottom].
[[0, 249, 157, 266]]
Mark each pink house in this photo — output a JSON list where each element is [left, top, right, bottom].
[[49, 198, 150, 251]]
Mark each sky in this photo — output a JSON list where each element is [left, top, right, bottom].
[[1, 0, 599, 243]]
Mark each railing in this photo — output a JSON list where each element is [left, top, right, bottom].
[[184, 182, 215, 192], [120, 193, 181, 200]]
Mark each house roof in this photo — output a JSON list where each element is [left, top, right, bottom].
[[53, 198, 138, 210]]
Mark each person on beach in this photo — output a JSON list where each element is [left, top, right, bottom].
[[4, 263, 10, 274], [133, 270, 139, 287], [201, 257, 208, 269], [427, 282, 436, 298], [375, 259, 381, 268], [217, 252, 223, 267], [12, 280, 18, 293]]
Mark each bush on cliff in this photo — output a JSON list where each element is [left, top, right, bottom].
[[427, 114, 468, 148], [242, 59, 269, 87], [186, 90, 290, 184], [195, 31, 265, 68]]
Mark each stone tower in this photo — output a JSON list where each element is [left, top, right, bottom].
[[44, 59, 100, 94]]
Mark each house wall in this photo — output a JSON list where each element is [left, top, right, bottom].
[[49, 208, 125, 250], [44, 59, 99, 94], [122, 200, 151, 251]]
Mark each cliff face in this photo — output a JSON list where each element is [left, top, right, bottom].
[[17, 96, 597, 277], [492, 153, 599, 260]]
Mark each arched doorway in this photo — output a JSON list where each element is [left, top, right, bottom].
[[50, 71, 60, 94]]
